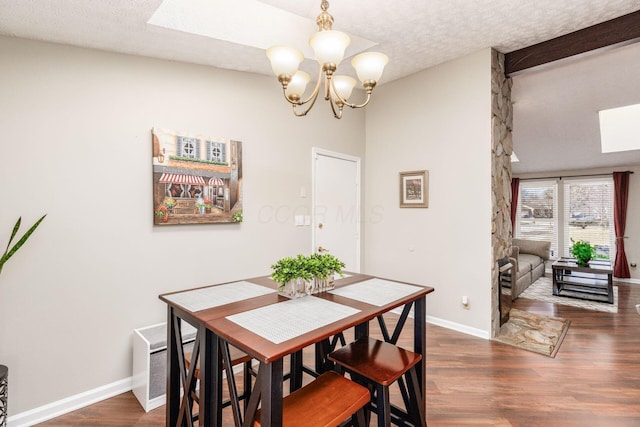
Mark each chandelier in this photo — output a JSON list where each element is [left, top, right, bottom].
[[266, 0, 388, 119]]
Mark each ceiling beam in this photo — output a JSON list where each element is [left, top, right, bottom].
[[505, 10, 640, 76]]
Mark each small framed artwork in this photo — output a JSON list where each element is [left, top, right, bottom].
[[399, 170, 429, 208]]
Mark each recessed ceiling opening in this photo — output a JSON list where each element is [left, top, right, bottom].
[[599, 103, 640, 153], [147, 0, 378, 60]]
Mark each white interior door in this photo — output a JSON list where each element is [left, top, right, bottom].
[[312, 148, 361, 272]]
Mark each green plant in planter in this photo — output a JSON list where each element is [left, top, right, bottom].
[[271, 254, 313, 291], [570, 239, 596, 267], [0, 215, 46, 276], [308, 253, 346, 279]]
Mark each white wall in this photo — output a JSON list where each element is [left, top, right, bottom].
[[0, 36, 365, 416], [516, 165, 640, 281], [363, 49, 494, 335]]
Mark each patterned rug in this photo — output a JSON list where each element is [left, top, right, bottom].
[[495, 309, 570, 357], [519, 276, 618, 313]]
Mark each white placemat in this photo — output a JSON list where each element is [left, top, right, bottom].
[[226, 297, 361, 344], [164, 281, 276, 312], [329, 278, 424, 306]]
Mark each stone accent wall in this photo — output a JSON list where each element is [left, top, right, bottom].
[[491, 49, 513, 337]]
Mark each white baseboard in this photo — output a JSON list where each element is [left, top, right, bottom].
[[6, 358, 253, 426], [616, 277, 640, 285], [425, 315, 490, 340], [7, 377, 132, 427]]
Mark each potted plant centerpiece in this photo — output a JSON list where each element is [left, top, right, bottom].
[[271, 254, 313, 298], [271, 253, 346, 297], [570, 239, 596, 267], [308, 253, 345, 292], [0, 215, 46, 427]]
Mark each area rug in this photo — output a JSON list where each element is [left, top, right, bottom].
[[494, 309, 570, 357], [519, 276, 618, 313]]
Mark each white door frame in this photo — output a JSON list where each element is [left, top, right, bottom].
[[311, 147, 362, 272]]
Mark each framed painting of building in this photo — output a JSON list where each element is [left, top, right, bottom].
[[399, 170, 428, 208], [152, 128, 243, 225]]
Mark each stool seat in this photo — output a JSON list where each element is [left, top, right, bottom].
[[328, 337, 422, 386], [329, 337, 426, 427], [253, 371, 369, 427]]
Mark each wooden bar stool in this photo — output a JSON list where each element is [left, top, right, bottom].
[[252, 371, 369, 427], [185, 344, 254, 426], [328, 337, 426, 427]]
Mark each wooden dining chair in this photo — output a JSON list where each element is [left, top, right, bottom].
[[329, 337, 426, 427], [252, 371, 370, 427]]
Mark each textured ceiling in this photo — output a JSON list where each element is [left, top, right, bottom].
[[0, 0, 639, 173], [1, 0, 639, 83]]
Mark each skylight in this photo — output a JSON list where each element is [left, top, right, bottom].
[[148, 0, 377, 60], [598, 103, 640, 153]]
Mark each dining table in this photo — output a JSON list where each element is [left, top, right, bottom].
[[159, 272, 434, 427]]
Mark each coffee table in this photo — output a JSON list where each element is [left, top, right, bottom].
[[552, 258, 614, 304]]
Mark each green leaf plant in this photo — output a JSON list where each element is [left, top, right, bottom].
[[0, 215, 46, 275], [271, 253, 346, 291], [570, 238, 595, 267], [271, 254, 313, 291]]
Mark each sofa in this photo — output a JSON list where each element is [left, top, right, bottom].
[[507, 238, 551, 300]]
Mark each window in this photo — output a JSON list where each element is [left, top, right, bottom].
[[515, 180, 558, 257], [562, 178, 614, 260], [206, 141, 226, 163], [177, 136, 200, 159]]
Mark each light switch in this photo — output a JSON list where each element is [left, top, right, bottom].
[[294, 215, 304, 226], [304, 215, 311, 226]]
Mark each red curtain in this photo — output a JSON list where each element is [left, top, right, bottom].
[[510, 178, 520, 232], [613, 171, 631, 278]]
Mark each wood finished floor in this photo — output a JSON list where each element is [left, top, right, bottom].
[[37, 281, 640, 426]]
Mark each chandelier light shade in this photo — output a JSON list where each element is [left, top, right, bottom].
[[266, 0, 388, 119], [265, 46, 304, 79], [330, 75, 356, 102], [352, 52, 389, 84], [309, 30, 350, 68], [284, 71, 311, 102]]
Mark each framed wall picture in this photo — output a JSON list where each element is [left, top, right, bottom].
[[399, 170, 429, 208], [151, 127, 243, 225]]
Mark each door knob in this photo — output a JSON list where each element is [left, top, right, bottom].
[[318, 223, 323, 229], [317, 246, 329, 253]]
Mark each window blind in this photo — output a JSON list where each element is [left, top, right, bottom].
[[516, 180, 558, 257], [562, 177, 615, 260]]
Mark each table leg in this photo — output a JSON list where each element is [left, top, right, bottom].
[[552, 268, 560, 296], [414, 296, 426, 419], [166, 307, 180, 427], [199, 329, 222, 427], [608, 272, 614, 304], [259, 359, 283, 427], [355, 320, 369, 340], [290, 350, 303, 392]]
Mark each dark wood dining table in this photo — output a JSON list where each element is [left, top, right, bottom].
[[160, 273, 434, 427]]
